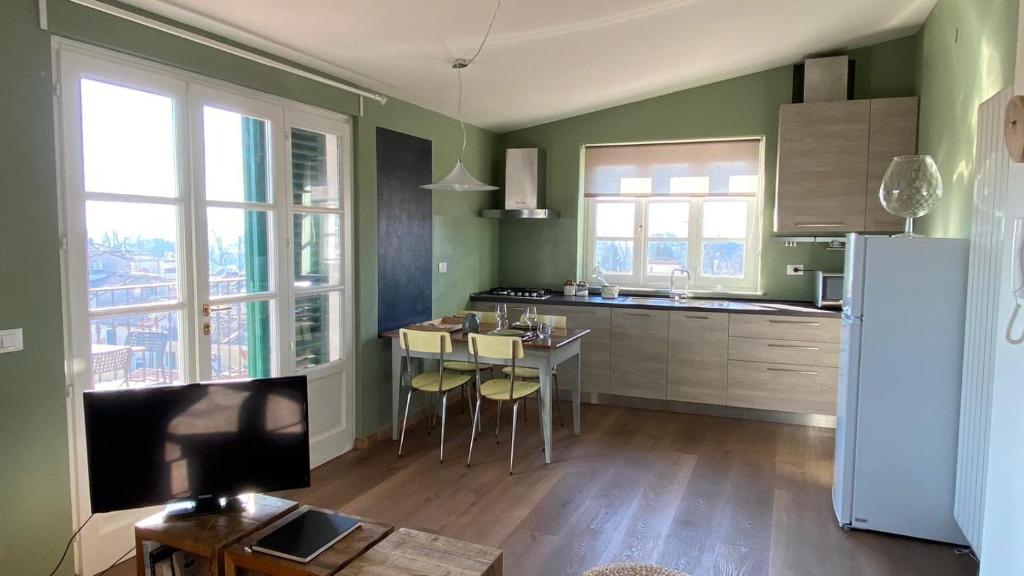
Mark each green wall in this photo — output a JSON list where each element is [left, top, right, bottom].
[[0, 2, 75, 574], [497, 37, 920, 301], [0, 1, 499, 574], [914, 0, 1019, 237]]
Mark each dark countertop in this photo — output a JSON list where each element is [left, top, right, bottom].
[[470, 292, 840, 318]]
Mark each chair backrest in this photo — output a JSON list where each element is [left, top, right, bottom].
[[92, 347, 131, 375], [125, 330, 169, 354], [520, 313, 567, 329], [460, 310, 497, 324], [468, 333, 524, 361], [399, 328, 453, 354]]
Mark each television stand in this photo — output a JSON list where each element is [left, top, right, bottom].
[[164, 494, 249, 519]]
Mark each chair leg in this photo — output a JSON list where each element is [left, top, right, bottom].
[[495, 400, 502, 443], [439, 392, 448, 463], [460, 384, 467, 414], [398, 389, 413, 456], [467, 397, 481, 467], [425, 392, 434, 437], [510, 400, 520, 475]]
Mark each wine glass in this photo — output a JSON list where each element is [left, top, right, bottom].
[[524, 305, 538, 330], [495, 303, 508, 329]]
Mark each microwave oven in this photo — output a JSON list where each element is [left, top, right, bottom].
[[815, 271, 843, 309]]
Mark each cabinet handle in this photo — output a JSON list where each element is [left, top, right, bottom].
[[767, 343, 821, 350], [795, 222, 845, 228], [768, 319, 821, 326], [625, 312, 651, 317], [766, 367, 819, 375], [683, 315, 710, 319]]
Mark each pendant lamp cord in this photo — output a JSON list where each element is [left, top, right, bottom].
[[455, 0, 502, 162]]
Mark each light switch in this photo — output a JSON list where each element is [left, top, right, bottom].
[[0, 328, 24, 354], [438, 262, 448, 274]]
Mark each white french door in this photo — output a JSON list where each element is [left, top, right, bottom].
[[56, 43, 354, 575]]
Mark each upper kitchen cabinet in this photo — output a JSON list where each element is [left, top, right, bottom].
[[865, 97, 919, 232], [776, 100, 870, 234], [774, 97, 919, 235]]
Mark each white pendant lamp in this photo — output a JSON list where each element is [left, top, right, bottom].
[[422, 2, 502, 192]]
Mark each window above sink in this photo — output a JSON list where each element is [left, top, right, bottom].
[[582, 138, 764, 294]]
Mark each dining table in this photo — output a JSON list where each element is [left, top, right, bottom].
[[383, 321, 590, 464]]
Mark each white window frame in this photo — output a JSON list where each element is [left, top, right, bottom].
[[583, 138, 765, 295], [52, 39, 356, 574]]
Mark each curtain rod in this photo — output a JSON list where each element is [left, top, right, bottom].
[[61, 0, 389, 105]]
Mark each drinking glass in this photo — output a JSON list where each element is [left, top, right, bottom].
[[524, 305, 538, 330], [495, 303, 508, 329]]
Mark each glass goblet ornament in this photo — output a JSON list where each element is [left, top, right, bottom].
[[879, 155, 943, 237]]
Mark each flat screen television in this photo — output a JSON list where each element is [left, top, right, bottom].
[[83, 376, 310, 515]]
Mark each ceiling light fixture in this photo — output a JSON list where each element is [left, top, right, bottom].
[[421, 1, 502, 192]]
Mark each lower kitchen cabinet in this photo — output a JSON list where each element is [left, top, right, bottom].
[[611, 308, 668, 399], [543, 305, 611, 394], [668, 311, 728, 404], [726, 360, 838, 415]]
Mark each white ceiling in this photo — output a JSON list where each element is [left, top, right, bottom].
[[122, 0, 936, 132]]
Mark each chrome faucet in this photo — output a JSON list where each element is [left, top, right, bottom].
[[670, 267, 691, 301]]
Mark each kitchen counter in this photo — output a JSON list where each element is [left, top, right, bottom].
[[469, 292, 839, 318]]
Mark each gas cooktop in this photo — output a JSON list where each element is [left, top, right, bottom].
[[485, 287, 552, 299]]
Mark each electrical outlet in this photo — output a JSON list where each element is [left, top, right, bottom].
[[786, 264, 804, 276], [438, 262, 448, 274]]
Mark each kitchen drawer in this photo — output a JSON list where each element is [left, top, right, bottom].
[[728, 337, 839, 367], [544, 305, 611, 394], [611, 309, 668, 400], [668, 311, 728, 404], [726, 360, 837, 415], [728, 313, 840, 343]]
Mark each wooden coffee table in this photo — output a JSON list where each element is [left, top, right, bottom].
[[223, 506, 393, 576], [134, 494, 298, 576], [337, 528, 502, 576]]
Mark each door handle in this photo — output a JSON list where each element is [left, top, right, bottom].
[[795, 222, 845, 228], [766, 367, 819, 375], [767, 343, 821, 350], [768, 319, 821, 326], [202, 303, 232, 317], [683, 315, 710, 319]]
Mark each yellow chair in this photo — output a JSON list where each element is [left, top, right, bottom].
[[500, 313, 569, 426], [466, 333, 541, 474], [442, 311, 498, 374], [398, 329, 471, 462]]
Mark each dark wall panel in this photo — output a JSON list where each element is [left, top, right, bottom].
[[377, 128, 432, 333]]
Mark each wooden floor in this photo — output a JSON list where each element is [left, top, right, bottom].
[[109, 403, 976, 576]]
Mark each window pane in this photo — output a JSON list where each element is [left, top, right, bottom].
[[702, 201, 748, 238], [595, 240, 633, 274], [90, 311, 183, 388], [87, 201, 179, 310], [670, 177, 709, 195], [728, 175, 759, 194], [595, 202, 635, 237], [81, 79, 176, 197], [203, 106, 270, 203], [702, 241, 745, 277], [295, 291, 343, 370], [647, 202, 689, 238], [292, 128, 341, 208], [620, 177, 651, 195], [209, 300, 271, 379], [207, 208, 270, 297], [294, 213, 342, 288], [647, 241, 687, 275]]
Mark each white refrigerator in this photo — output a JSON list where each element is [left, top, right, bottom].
[[832, 234, 969, 544]]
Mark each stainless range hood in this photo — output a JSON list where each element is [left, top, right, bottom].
[[482, 148, 560, 219]]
